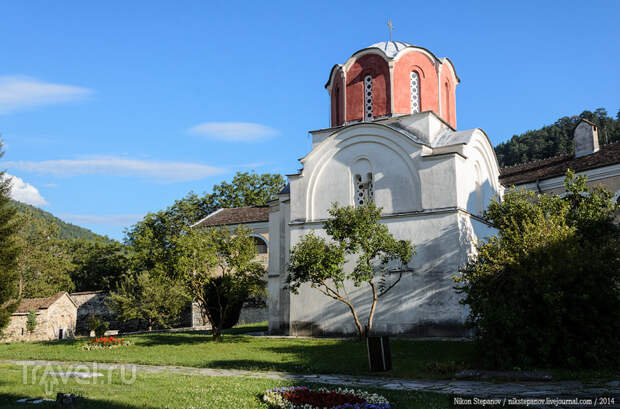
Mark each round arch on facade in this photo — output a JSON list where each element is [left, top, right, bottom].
[[249, 234, 269, 254]]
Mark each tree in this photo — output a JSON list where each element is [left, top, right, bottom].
[[0, 144, 22, 333], [15, 212, 74, 298], [125, 171, 285, 276], [66, 239, 130, 292], [456, 172, 620, 368], [288, 203, 414, 339], [26, 310, 37, 333], [174, 226, 266, 340], [106, 271, 188, 331]]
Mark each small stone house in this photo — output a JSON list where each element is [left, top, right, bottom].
[[1, 292, 77, 342]]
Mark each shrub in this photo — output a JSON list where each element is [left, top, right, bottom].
[[26, 311, 37, 333], [456, 172, 620, 369], [87, 314, 109, 338]]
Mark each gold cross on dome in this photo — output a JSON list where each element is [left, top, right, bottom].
[[387, 20, 394, 42]]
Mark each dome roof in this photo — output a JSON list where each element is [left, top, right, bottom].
[[367, 41, 413, 58]]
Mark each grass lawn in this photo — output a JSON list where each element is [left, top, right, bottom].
[[0, 364, 451, 408], [0, 323, 616, 382], [0, 324, 474, 380]]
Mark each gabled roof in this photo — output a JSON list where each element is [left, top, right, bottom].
[[192, 206, 269, 228], [14, 292, 76, 314], [499, 142, 620, 186]]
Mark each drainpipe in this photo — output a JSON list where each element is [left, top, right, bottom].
[[536, 179, 543, 194]]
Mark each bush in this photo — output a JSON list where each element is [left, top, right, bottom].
[[87, 314, 109, 338], [26, 311, 37, 333], [456, 172, 620, 369]]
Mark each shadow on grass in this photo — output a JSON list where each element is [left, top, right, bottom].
[[0, 394, 138, 409], [136, 333, 252, 347]]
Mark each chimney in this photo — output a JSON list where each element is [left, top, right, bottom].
[[574, 119, 600, 158]]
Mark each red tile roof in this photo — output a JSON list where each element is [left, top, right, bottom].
[[193, 206, 269, 228], [499, 142, 620, 186]]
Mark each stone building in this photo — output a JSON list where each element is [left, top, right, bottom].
[[500, 119, 620, 200], [191, 206, 270, 325], [268, 41, 501, 337], [2, 292, 77, 342], [70, 290, 117, 335]]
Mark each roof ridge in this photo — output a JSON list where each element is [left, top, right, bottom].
[[501, 153, 571, 172]]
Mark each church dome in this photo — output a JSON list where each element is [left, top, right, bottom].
[[326, 40, 459, 129], [367, 41, 413, 58]]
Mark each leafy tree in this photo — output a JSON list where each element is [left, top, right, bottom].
[[288, 203, 414, 339], [0, 147, 21, 332], [495, 108, 620, 167], [125, 171, 285, 276], [174, 226, 266, 340], [15, 212, 74, 298], [456, 172, 620, 368], [66, 239, 130, 292], [26, 310, 37, 333], [107, 271, 188, 331]]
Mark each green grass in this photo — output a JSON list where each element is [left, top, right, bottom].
[[0, 364, 451, 408], [1, 324, 616, 382], [0, 327, 474, 380]]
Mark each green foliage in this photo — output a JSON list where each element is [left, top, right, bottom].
[[173, 226, 267, 340], [107, 271, 189, 331], [288, 202, 414, 338], [125, 171, 285, 276], [86, 315, 109, 338], [9, 200, 109, 241], [66, 239, 131, 292], [25, 311, 37, 333], [495, 108, 620, 167], [456, 172, 620, 369], [0, 145, 23, 333], [15, 211, 74, 298]]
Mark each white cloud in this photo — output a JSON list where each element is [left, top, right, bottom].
[[4, 156, 226, 183], [5, 174, 48, 207], [58, 213, 144, 227], [188, 122, 278, 142], [0, 76, 92, 114]]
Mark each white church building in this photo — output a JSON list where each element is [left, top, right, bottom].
[[267, 41, 502, 337]]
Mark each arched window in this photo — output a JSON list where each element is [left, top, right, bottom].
[[410, 71, 420, 114], [354, 172, 374, 207], [252, 236, 268, 254], [364, 74, 373, 121]]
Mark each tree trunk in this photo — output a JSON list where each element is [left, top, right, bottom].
[[367, 282, 379, 338]]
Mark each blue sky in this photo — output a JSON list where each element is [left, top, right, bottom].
[[1, 0, 619, 240]]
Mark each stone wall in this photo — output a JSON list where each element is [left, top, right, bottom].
[[1, 294, 77, 342], [70, 291, 117, 334]]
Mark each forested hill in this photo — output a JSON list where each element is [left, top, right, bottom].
[[495, 108, 620, 168], [9, 200, 111, 242]]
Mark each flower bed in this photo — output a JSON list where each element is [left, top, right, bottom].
[[81, 336, 131, 350], [263, 386, 390, 409]]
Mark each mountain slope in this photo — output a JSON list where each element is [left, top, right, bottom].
[[9, 200, 110, 241]]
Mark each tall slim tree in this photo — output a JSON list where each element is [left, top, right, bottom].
[[288, 203, 414, 339], [0, 143, 22, 333]]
